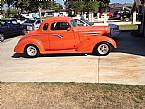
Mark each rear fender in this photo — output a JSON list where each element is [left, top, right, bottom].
[[15, 38, 45, 54]]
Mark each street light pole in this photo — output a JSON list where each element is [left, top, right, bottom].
[[39, 7, 42, 23]]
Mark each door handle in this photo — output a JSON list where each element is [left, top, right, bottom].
[[55, 34, 64, 38]]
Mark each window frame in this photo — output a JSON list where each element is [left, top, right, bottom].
[[50, 21, 71, 31]]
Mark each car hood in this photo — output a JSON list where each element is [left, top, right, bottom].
[[74, 26, 109, 35]]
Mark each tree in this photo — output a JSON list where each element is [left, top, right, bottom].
[[65, 0, 110, 13], [17, 0, 63, 12], [4, 0, 14, 7], [84, 1, 100, 13], [15, 0, 30, 12], [52, 3, 63, 12]]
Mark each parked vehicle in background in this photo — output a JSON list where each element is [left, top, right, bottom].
[[113, 10, 131, 21], [0, 19, 26, 42], [100, 12, 113, 18], [13, 15, 28, 24], [14, 17, 117, 57], [22, 19, 41, 31], [73, 17, 120, 38]]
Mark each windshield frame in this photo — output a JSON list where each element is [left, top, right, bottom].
[[70, 19, 77, 28]]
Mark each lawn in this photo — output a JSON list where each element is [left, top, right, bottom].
[[1, 82, 145, 109], [119, 24, 138, 31]]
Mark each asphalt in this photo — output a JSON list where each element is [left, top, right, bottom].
[[0, 32, 145, 85]]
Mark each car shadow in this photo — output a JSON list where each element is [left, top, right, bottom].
[[40, 53, 88, 57], [113, 31, 145, 56], [12, 53, 88, 58], [12, 53, 24, 58]]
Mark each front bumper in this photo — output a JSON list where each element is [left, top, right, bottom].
[[110, 28, 120, 37]]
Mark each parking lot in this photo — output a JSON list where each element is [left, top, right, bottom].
[[0, 32, 145, 85]]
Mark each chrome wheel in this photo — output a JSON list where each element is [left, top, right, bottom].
[[22, 29, 27, 35], [0, 34, 4, 42], [26, 45, 38, 57], [97, 44, 109, 55]]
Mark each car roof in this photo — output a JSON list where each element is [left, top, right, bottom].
[[44, 17, 72, 22], [39, 17, 72, 30]]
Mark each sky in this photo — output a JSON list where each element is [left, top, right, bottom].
[[110, 0, 134, 3], [55, 0, 134, 5]]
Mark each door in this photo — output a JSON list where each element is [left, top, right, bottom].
[[7, 20, 18, 35], [49, 21, 75, 50], [11, 20, 21, 34]]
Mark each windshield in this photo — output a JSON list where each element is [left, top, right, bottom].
[[80, 18, 93, 26], [71, 20, 77, 27], [24, 20, 35, 24]]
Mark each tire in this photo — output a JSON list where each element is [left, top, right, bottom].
[[24, 45, 39, 58], [93, 42, 111, 56], [0, 34, 4, 42], [22, 29, 27, 35], [124, 18, 130, 22]]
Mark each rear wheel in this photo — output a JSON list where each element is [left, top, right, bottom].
[[24, 45, 39, 58], [124, 18, 130, 22], [22, 29, 27, 35], [93, 42, 111, 56], [0, 34, 4, 42]]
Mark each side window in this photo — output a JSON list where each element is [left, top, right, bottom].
[[43, 23, 49, 31], [51, 22, 70, 30], [75, 19, 85, 26]]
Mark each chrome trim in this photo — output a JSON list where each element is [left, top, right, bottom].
[[31, 34, 64, 38], [81, 32, 100, 36]]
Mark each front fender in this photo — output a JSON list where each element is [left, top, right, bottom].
[[77, 35, 117, 52], [14, 37, 45, 54]]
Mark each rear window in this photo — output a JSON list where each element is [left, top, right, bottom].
[[43, 23, 49, 30]]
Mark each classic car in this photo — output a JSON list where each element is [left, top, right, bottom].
[[0, 19, 26, 42], [14, 17, 117, 57]]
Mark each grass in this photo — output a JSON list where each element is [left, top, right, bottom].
[[119, 24, 138, 31], [1, 82, 145, 109]]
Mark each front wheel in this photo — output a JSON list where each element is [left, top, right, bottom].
[[22, 29, 27, 35], [24, 45, 39, 58], [93, 42, 111, 56], [0, 34, 4, 42]]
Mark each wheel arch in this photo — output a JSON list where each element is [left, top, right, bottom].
[[23, 41, 45, 54], [92, 41, 114, 54], [24, 44, 39, 52], [15, 38, 46, 54]]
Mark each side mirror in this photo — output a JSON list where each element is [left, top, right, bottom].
[[67, 27, 71, 31]]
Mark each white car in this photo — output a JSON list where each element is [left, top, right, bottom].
[[22, 19, 41, 31]]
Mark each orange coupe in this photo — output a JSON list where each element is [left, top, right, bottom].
[[14, 17, 117, 57]]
